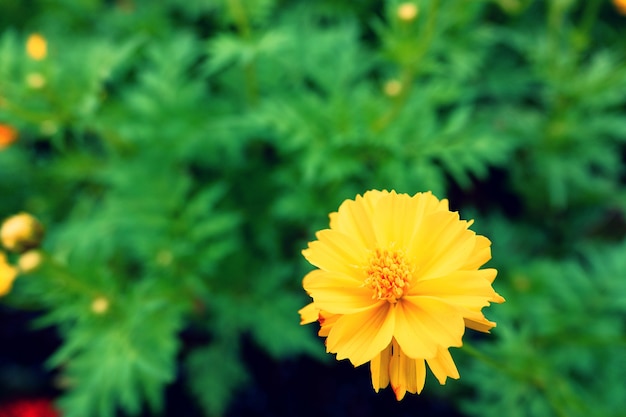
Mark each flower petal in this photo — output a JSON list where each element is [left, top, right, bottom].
[[394, 296, 465, 359], [327, 303, 394, 366], [461, 235, 492, 271], [464, 316, 497, 333], [370, 343, 391, 392], [408, 210, 477, 280], [329, 192, 383, 249], [426, 347, 460, 384], [303, 269, 376, 314], [410, 269, 504, 308], [298, 302, 319, 325], [389, 339, 426, 400], [302, 229, 367, 277]]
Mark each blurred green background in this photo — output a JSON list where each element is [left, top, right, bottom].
[[1, 0, 626, 416]]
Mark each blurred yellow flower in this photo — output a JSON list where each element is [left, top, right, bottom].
[[1, 213, 45, 253], [0, 251, 18, 296], [397, 2, 419, 21], [26, 72, 46, 89], [91, 296, 110, 314], [383, 79, 402, 97], [0, 124, 18, 149], [299, 190, 504, 400], [26, 33, 47, 60]]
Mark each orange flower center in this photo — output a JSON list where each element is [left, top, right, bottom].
[[364, 248, 412, 303]]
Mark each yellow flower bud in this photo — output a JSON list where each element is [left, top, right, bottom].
[[18, 250, 43, 273], [26, 33, 47, 60], [397, 3, 419, 22], [1, 213, 45, 253], [26, 72, 46, 89], [91, 297, 110, 314], [0, 251, 18, 296], [383, 79, 403, 97]]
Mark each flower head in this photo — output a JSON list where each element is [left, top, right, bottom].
[[26, 33, 47, 60], [299, 190, 504, 399], [0, 124, 18, 149], [1, 213, 45, 253], [614, 0, 626, 15], [0, 251, 18, 296]]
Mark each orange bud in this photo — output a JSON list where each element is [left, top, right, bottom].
[[0, 124, 18, 149]]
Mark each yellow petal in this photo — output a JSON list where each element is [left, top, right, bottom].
[[370, 343, 391, 392], [303, 269, 376, 314], [426, 347, 460, 384], [0, 252, 18, 296], [327, 303, 394, 366], [461, 235, 492, 271], [302, 229, 367, 276], [298, 302, 319, 325], [389, 339, 426, 400], [409, 210, 477, 279], [318, 310, 340, 337], [464, 316, 497, 333], [410, 269, 503, 309], [394, 296, 464, 359], [329, 192, 381, 249]]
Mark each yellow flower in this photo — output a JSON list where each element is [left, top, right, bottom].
[[299, 190, 504, 400], [383, 79, 402, 97], [26, 33, 47, 60], [0, 124, 18, 150], [26, 72, 46, 89], [397, 3, 419, 22], [1, 213, 45, 253], [91, 296, 110, 314], [0, 251, 18, 296]]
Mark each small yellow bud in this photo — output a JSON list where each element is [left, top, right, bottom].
[[383, 79, 403, 97], [0, 124, 18, 150], [91, 297, 110, 314], [18, 250, 43, 273], [0, 251, 18, 297], [26, 33, 47, 60], [1, 213, 45, 253], [26, 72, 46, 89], [397, 3, 419, 22]]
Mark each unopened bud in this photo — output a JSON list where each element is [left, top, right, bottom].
[[1, 213, 45, 253], [26, 72, 46, 89], [18, 250, 43, 273], [91, 296, 109, 314], [0, 124, 18, 150], [26, 33, 47, 60], [384, 79, 403, 97]]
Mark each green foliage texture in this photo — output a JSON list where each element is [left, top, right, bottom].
[[1, 0, 625, 416]]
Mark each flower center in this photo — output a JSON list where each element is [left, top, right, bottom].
[[364, 248, 412, 303]]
